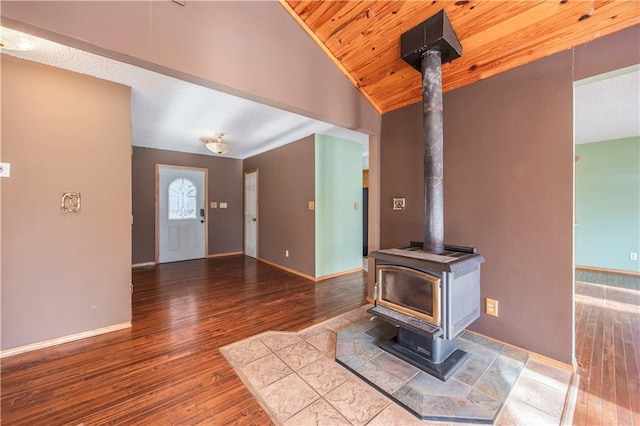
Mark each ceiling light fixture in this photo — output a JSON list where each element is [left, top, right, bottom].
[[0, 27, 40, 51], [202, 132, 231, 155]]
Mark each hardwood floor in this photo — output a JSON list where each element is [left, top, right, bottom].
[[0, 256, 367, 425], [3, 260, 638, 425], [573, 273, 640, 426]]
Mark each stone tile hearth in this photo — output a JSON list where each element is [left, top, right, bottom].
[[335, 319, 528, 423], [221, 305, 573, 425]]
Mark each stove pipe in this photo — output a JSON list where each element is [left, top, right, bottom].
[[401, 11, 462, 254]]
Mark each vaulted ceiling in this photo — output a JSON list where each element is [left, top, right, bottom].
[[281, 0, 640, 114]]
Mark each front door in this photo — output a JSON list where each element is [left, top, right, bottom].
[[244, 169, 258, 258], [157, 165, 207, 263]]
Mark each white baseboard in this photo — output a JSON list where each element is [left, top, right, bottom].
[[0, 322, 132, 358]]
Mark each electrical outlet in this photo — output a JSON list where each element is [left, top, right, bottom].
[[485, 298, 498, 317], [285, 250, 289, 258], [631, 252, 638, 261]]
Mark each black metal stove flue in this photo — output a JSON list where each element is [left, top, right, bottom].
[[365, 10, 484, 382], [401, 9, 462, 253], [421, 50, 445, 254]]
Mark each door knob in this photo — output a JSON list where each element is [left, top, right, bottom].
[[252, 218, 257, 222]]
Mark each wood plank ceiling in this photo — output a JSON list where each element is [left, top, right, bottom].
[[280, 0, 640, 114]]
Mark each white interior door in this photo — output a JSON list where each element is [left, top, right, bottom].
[[244, 170, 258, 258], [158, 166, 206, 263]]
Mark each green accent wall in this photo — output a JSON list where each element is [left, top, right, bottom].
[[575, 137, 640, 273], [315, 134, 363, 277]]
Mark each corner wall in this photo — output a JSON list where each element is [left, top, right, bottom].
[[243, 136, 316, 277], [1, 55, 132, 350], [131, 147, 243, 264], [575, 137, 640, 273]]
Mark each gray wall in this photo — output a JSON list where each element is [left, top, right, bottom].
[[132, 147, 243, 264], [378, 25, 640, 364], [1, 56, 132, 350], [244, 136, 316, 277]]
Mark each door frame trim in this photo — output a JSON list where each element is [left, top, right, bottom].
[[243, 168, 259, 258], [155, 164, 209, 263]]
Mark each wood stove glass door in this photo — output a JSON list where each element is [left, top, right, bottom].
[[377, 265, 440, 326]]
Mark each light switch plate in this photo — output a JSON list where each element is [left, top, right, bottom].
[[308, 201, 315, 211], [210, 202, 218, 209], [0, 162, 11, 177], [220, 202, 228, 209]]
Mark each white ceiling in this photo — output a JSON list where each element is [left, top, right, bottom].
[[575, 69, 640, 145], [1, 28, 370, 161], [3, 28, 637, 155]]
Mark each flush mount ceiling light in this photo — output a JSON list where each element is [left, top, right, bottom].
[[0, 27, 40, 51], [201, 132, 231, 155]]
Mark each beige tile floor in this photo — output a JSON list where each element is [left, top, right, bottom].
[[221, 305, 575, 425]]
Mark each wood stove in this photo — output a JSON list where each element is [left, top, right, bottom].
[[366, 10, 484, 381], [369, 244, 483, 381]]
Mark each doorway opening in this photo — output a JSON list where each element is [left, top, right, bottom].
[[244, 169, 258, 258], [573, 64, 640, 423]]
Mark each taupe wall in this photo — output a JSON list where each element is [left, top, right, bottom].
[[244, 136, 316, 277], [132, 147, 243, 264], [573, 25, 640, 80], [1, 56, 132, 350], [379, 26, 640, 364], [444, 52, 574, 364], [380, 105, 425, 249]]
